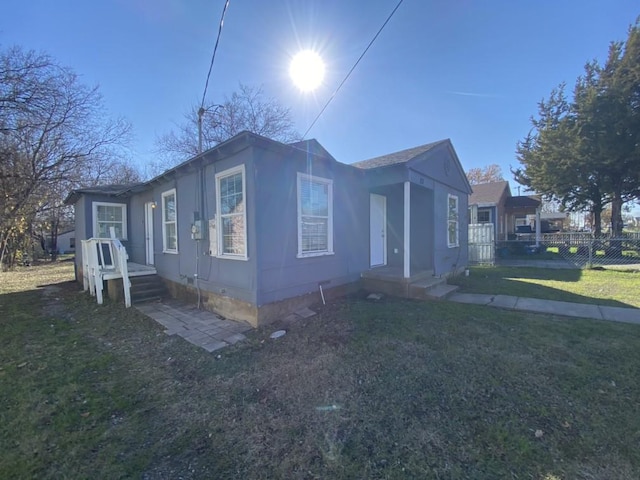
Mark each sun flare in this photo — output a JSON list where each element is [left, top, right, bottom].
[[289, 50, 325, 92]]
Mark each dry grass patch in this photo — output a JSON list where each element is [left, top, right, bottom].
[[0, 260, 74, 294]]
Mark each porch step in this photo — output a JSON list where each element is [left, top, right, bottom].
[[422, 283, 459, 300], [130, 275, 168, 304], [361, 267, 434, 284], [408, 277, 459, 300], [362, 269, 459, 301]]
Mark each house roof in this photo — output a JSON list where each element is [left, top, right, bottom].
[[351, 140, 448, 169], [469, 181, 510, 206], [64, 132, 343, 205], [288, 139, 337, 162], [505, 195, 541, 208], [63, 183, 143, 205]]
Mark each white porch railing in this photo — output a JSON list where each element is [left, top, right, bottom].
[[81, 228, 132, 308]]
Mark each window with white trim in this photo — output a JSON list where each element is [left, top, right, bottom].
[[447, 194, 459, 248], [93, 202, 127, 239], [162, 189, 178, 253], [216, 165, 247, 258], [477, 209, 491, 223], [297, 173, 333, 257]]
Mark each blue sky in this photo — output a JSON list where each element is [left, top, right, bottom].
[[2, 0, 638, 200]]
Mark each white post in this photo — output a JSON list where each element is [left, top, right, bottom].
[[470, 205, 478, 224], [81, 240, 89, 291], [535, 207, 541, 247], [403, 181, 411, 279]]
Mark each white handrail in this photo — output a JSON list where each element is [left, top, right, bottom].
[[80, 230, 131, 308], [110, 235, 131, 307]]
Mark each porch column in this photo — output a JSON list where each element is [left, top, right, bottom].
[[403, 181, 410, 278], [535, 206, 541, 247]]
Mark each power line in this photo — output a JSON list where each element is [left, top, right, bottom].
[[201, 0, 231, 109], [302, 0, 404, 139]]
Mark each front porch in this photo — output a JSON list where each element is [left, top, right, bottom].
[[81, 235, 157, 308], [361, 266, 458, 300], [102, 262, 156, 280], [368, 181, 435, 279]]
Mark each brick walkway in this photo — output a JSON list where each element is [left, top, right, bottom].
[[135, 300, 251, 352]]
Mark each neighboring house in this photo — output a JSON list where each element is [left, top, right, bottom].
[[468, 181, 511, 239], [468, 181, 544, 240], [47, 229, 76, 254], [65, 131, 471, 327], [540, 212, 569, 232]]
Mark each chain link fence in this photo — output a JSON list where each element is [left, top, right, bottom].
[[495, 232, 640, 269]]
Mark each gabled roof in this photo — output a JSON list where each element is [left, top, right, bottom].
[[288, 139, 336, 162], [351, 139, 448, 169], [505, 195, 541, 208], [469, 181, 510, 206]]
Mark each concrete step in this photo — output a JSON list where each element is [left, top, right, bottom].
[[424, 283, 459, 300], [361, 270, 458, 301], [408, 277, 459, 300]]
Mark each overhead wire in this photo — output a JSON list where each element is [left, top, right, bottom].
[[302, 0, 405, 139], [201, 0, 231, 110]]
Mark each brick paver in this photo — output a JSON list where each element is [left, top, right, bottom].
[[135, 300, 252, 352]]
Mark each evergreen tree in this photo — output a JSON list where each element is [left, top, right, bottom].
[[514, 20, 640, 236]]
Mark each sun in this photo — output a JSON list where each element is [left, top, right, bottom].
[[289, 50, 325, 92]]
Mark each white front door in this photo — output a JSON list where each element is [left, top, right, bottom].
[[370, 193, 387, 267], [144, 202, 155, 265]]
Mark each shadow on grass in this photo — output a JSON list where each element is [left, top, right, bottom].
[[450, 266, 637, 309]]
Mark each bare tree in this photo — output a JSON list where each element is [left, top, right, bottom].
[[466, 164, 504, 185], [0, 46, 134, 267], [152, 84, 300, 175]]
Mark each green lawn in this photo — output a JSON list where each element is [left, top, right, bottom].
[[2, 264, 640, 478], [451, 266, 640, 309]]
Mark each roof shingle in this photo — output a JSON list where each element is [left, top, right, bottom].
[[351, 139, 448, 169], [469, 181, 510, 205]]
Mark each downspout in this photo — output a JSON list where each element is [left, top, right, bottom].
[[403, 181, 410, 279]]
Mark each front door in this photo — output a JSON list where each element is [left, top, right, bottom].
[[370, 193, 387, 267], [144, 202, 155, 265]]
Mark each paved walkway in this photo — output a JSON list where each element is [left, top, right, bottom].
[[449, 293, 640, 325], [497, 259, 578, 269], [135, 301, 252, 352]]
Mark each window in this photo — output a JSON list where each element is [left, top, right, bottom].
[[297, 173, 333, 257], [447, 194, 459, 248], [70, 237, 76, 249], [216, 165, 247, 258], [477, 209, 491, 223], [162, 189, 178, 253], [93, 202, 127, 239]]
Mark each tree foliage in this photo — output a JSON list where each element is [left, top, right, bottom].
[[466, 164, 504, 185], [153, 84, 299, 175], [514, 20, 640, 236], [0, 45, 135, 267]]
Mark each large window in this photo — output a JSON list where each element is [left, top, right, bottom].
[[297, 173, 333, 257], [216, 165, 247, 258], [93, 202, 127, 239], [447, 194, 459, 248], [162, 189, 178, 253]]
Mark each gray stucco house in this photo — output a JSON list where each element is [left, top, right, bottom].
[[66, 131, 471, 326]]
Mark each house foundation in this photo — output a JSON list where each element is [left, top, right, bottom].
[[161, 277, 361, 328]]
